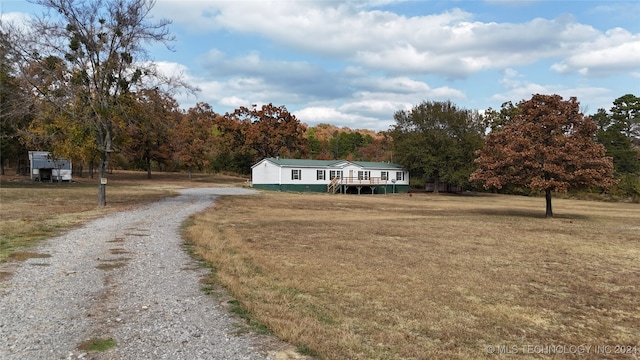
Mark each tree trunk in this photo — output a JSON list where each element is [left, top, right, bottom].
[[545, 189, 553, 218], [146, 158, 152, 179], [98, 152, 111, 206]]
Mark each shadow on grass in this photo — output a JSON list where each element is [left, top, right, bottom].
[[469, 207, 590, 220]]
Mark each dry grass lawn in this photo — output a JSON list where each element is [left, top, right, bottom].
[[0, 170, 246, 261], [185, 191, 640, 359]]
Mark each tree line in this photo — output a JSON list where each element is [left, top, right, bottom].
[[390, 94, 639, 215], [1, 0, 638, 210]]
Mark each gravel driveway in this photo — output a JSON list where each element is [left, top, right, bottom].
[[0, 187, 281, 360]]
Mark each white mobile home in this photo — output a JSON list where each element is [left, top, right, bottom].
[[28, 151, 72, 182], [251, 158, 409, 194]]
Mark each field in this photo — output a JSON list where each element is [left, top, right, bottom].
[[0, 170, 246, 262], [2, 172, 639, 359], [184, 191, 640, 359]]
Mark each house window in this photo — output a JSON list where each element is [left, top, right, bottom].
[[381, 171, 388, 180], [330, 170, 342, 179], [291, 169, 302, 180], [396, 171, 404, 181], [317, 170, 326, 180], [358, 171, 370, 180]]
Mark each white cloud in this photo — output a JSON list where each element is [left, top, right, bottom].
[[551, 29, 640, 76], [295, 106, 390, 130], [0, 11, 31, 29], [159, 42, 472, 130], [338, 96, 412, 120], [8, 0, 632, 130], [153, 2, 638, 78], [491, 68, 615, 113], [219, 96, 248, 108], [353, 76, 430, 94], [155, 61, 189, 77], [291, 80, 466, 131]]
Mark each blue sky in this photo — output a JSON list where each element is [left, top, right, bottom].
[[2, 0, 639, 131]]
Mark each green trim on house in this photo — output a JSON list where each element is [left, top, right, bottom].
[[382, 184, 409, 193], [252, 183, 409, 194], [361, 185, 409, 194], [351, 161, 404, 170], [252, 184, 329, 192], [259, 157, 404, 170], [261, 158, 345, 167]]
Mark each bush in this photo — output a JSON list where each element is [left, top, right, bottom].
[[409, 177, 425, 190], [611, 174, 640, 202]]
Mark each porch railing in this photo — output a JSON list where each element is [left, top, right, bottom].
[[328, 176, 341, 193], [327, 176, 389, 192]]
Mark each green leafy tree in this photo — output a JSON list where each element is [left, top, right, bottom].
[[303, 124, 388, 161], [391, 100, 485, 191], [10, 0, 191, 205], [610, 94, 640, 142], [483, 101, 519, 132], [471, 94, 616, 217], [329, 131, 373, 160], [592, 95, 640, 201], [305, 127, 325, 159], [593, 108, 640, 175], [356, 133, 387, 161], [329, 131, 349, 159]]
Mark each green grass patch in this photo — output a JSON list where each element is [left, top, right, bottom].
[[228, 299, 272, 335], [77, 337, 117, 352], [296, 344, 319, 357]]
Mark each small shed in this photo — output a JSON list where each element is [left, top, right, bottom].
[[28, 151, 72, 182], [251, 158, 409, 194]]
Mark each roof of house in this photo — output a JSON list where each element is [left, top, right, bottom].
[[253, 158, 405, 170], [351, 161, 404, 170]]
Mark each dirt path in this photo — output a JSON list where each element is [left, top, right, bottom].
[[0, 188, 293, 360]]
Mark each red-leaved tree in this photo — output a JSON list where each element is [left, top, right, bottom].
[[239, 103, 308, 161], [470, 94, 616, 217]]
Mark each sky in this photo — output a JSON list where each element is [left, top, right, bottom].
[[2, 0, 640, 131]]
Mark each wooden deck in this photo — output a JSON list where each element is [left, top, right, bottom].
[[328, 177, 390, 194]]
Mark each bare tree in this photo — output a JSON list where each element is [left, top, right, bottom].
[[0, 30, 35, 175], [7, 0, 193, 205]]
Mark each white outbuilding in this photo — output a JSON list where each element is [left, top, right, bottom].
[[28, 151, 72, 182]]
